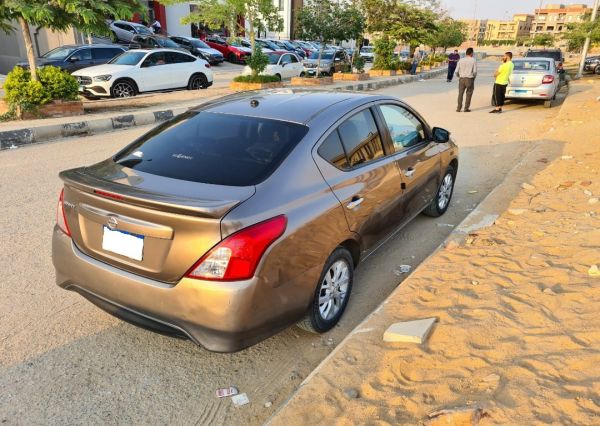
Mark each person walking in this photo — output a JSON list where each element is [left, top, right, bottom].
[[490, 51, 514, 114], [151, 19, 162, 34], [455, 47, 477, 112], [410, 51, 421, 75], [447, 49, 460, 82]]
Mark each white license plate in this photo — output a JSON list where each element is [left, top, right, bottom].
[[511, 90, 530, 95], [102, 226, 144, 261]]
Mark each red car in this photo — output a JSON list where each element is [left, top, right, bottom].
[[202, 35, 252, 64]]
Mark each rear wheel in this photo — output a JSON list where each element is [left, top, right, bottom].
[[544, 99, 552, 108], [275, 73, 282, 81], [228, 53, 237, 64], [423, 166, 455, 217], [188, 73, 208, 90], [110, 79, 136, 98], [297, 247, 354, 333]]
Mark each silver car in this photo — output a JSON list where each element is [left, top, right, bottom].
[[110, 20, 153, 43], [506, 58, 560, 107]]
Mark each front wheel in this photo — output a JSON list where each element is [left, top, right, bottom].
[[423, 166, 455, 217], [275, 73, 282, 81], [297, 247, 354, 333]]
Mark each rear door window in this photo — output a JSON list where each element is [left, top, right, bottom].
[[92, 48, 123, 60], [337, 109, 385, 168], [318, 130, 349, 170], [113, 112, 309, 186]]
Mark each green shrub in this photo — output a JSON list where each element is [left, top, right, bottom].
[[352, 53, 365, 73], [38, 66, 79, 101], [247, 44, 269, 77], [372, 35, 398, 71], [233, 74, 281, 83], [398, 60, 412, 71]]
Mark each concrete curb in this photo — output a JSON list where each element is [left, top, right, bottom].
[[0, 68, 447, 151]]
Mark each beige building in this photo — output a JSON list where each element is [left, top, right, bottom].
[[484, 14, 534, 41], [460, 19, 488, 43], [530, 3, 592, 36]]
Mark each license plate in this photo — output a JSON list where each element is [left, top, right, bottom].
[[102, 226, 144, 261], [514, 89, 528, 93]]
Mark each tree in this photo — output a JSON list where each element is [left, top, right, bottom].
[[160, 0, 282, 53], [296, 0, 363, 76], [427, 18, 466, 52], [0, 0, 145, 80], [531, 33, 554, 47], [363, 0, 438, 53], [563, 19, 600, 52]]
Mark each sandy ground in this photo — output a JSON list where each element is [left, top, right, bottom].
[[0, 62, 569, 424], [270, 78, 600, 425]]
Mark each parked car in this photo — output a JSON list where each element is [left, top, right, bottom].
[[16, 44, 126, 73], [110, 20, 153, 43], [203, 35, 252, 63], [584, 55, 600, 74], [52, 90, 458, 352], [360, 45, 374, 62], [72, 49, 213, 99], [266, 39, 306, 58], [524, 48, 563, 65], [242, 52, 303, 80], [303, 49, 350, 76], [169, 36, 224, 65], [505, 58, 560, 108], [130, 34, 185, 51], [290, 40, 315, 57], [242, 38, 277, 53]]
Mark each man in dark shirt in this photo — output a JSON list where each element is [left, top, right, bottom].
[[447, 49, 460, 82]]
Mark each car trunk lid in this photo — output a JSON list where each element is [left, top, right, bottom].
[[510, 71, 547, 88], [60, 160, 255, 283]]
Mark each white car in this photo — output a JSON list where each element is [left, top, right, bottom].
[[359, 46, 374, 62], [242, 52, 303, 80], [72, 49, 213, 98], [506, 58, 560, 108], [109, 20, 153, 43]]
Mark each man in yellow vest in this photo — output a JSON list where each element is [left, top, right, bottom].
[[490, 52, 514, 114]]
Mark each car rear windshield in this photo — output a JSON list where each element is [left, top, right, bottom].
[[113, 112, 309, 186], [526, 51, 561, 61], [108, 51, 146, 65], [513, 60, 550, 71]]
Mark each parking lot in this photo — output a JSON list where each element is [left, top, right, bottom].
[[0, 61, 567, 424]]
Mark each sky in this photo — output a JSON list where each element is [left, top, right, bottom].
[[442, 0, 590, 20]]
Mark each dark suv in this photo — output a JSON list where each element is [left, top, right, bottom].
[[584, 55, 600, 74], [130, 35, 186, 52], [524, 48, 564, 65], [16, 44, 126, 73]]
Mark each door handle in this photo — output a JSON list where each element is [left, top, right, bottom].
[[404, 167, 416, 178], [346, 197, 364, 210]]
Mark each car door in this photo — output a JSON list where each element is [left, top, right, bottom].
[[313, 107, 406, 251], [65, 48, 94, 72], [167, 52, 197, 88], [333, 50, 346, 73], [137, 52, 172, 91], [278, 54, 293, 78], [288, 54, 303, 77], [376, 103, 441, 222], [92, 47, 124, 65]]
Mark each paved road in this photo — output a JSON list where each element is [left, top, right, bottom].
[[0, 61, 564, 425]]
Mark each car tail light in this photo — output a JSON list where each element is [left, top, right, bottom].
[[57, 189, 71, 237], [542, 75, 554, 84], [186, 215, 287, 281]]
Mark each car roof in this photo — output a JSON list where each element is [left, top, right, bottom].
[[190, 90, 392, 125], [126, 48, 190, 54], [114, 20, 146, 26], [52, 44, 124, 49]]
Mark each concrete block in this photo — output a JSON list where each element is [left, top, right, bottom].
[[383, 317, 437, 344]]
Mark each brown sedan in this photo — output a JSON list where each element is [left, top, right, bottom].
[[52, 90, 458, 352]]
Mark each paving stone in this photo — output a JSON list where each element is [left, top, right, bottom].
[[383, 317, 437, 344]]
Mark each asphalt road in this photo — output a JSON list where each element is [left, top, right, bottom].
[[0, 61, 565, 425]]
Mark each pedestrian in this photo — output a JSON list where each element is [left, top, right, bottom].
[[490, 51, 514, 114], [410, 52, 420, 75], [455, 47, 477, 112], [151, 19, 162, 34], [447, 49, 460, 82]]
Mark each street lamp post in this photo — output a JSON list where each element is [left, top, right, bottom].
[[577, 0, 599, 78]]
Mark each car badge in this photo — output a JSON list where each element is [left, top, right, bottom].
[[107, 216, 118, 230]]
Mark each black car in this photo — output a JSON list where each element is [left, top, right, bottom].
[[130, 35, 186, 52], [584, 55, 600, 74], [169, 36, 225, 65], [16, 44, 126, 73], [524, 48, 564, 65]]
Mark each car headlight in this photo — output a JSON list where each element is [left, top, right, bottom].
[[93, 75, 112, 82]]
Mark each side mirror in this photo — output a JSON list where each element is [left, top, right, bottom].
[[432, 127, 450, 143]]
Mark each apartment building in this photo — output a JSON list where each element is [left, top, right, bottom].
[[460, 19, 488, 43], [530, 3, 592, 36], [484, 14, 534, 41]]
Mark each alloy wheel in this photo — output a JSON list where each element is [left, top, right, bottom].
[[438, 173, 453, 210], [113, 82, 135, 97], [318, 260, 350, 321]]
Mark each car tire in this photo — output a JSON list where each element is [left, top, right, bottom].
[[297, 247, 354, 334], [544, 99, 552, 108], [188, 73, 208, 90], [300, 71, 306, 77], [595, 66, 600, 75], [110, 79, 137, 98], [329, 68, 335, 76], [423, 165, 455, 217], [275, 73, 282, 81], [228, 53, 237, 64]]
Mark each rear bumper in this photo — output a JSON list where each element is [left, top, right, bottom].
[[506, 85, 555, 100], [52, 227, 308, 352]]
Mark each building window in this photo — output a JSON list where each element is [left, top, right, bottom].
[[278, 0, 284, 11]]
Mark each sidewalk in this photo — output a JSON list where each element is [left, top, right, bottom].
[[269, 79, 600, 425], [0, 68, 446, 150]]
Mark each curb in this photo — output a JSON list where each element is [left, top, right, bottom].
[[0, 68, 447, 151]]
